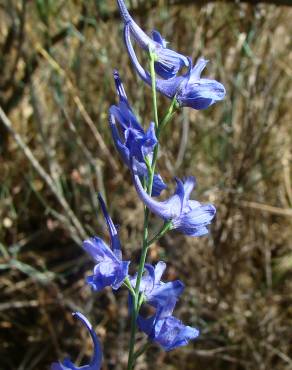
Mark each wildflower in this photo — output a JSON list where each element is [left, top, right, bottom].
[[138, 298, 199, 351], [51, 312, 102, 370], [130, 261, 184, 307], [117, 0, 189, 79], [132, 160, 216, 236], [109, 70, 166, 196], [124, 25, 226, 110], [83, 194, 130, 291]]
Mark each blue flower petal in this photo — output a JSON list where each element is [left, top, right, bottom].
[[112, 260, 130, 290], [130, 263, 155, 293], [154, 261, 166, 284], [152, 173, 167, 197], [87, 263, 116, 291], [147, 280, 185, 307], [181, 176, 196, 202], [173, 204, 216, 235], [83, 237, 117, 263], [158, 316, 199, 351], [138, 299, 199, 351], [177, 78, 226, 110]]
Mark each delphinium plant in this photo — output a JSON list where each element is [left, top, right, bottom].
[[52, 1, 225, 369]]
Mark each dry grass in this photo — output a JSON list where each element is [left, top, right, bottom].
[[0, 1, 292, 369]]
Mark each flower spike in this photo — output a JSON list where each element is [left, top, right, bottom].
[[51, 312, 102, 370], [83, 194, 130, 291]]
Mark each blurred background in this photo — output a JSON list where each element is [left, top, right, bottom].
[[0, 0, 291, 369]]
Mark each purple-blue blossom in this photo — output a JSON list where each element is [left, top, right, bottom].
[[130, 261, 184, 307], [138, 298, 199, 351], [109, 70, 166, 196], [117, 0, 189, 79], [132, 161, 216, 237], [51, 312, 102, 370], [124, 25, 226, 110], [83, 194, 130, 291]]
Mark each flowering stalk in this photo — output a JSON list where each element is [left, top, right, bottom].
[[52, 2, 225, 368], [127, 49, 175, 370]]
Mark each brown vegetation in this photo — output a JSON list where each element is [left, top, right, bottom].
[[0, 1, 291, 369]]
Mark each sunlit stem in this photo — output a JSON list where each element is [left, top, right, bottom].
[[147, 221, 172, 248], [149, 48, 159, 130], [124, 277, 136, 297], [158, 96, 179, 137]]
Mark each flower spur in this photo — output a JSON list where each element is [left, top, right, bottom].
[[51, 312, 102, 370]]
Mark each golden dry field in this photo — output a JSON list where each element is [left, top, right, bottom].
[[0, 1, 292, 369]]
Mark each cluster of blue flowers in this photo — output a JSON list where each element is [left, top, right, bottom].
[[52, 1, 225, 369]]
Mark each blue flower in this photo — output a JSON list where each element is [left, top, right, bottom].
[[117, 0, 189, 79], [130, 261, 184, 307], [51, 312, 102, 370], [109, 71, 166, 196], [124, 25, 226, 110], [131, 161, 216, 237], [83, 194, 130, 291], [137, 298, 199, 351]]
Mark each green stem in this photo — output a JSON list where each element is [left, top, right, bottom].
[[147, 221, 172, 248], [124, 277, 136, 297], [151, 96, 178, 181], [158, 96, 178, 136], [127, 294, 138, 370], [135, 208, 150, 296], [149, 49, 159, 130]]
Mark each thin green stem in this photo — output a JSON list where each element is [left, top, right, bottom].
[[147, 221, 172, 248], [151, 96, 178, 185], [124, 277, 136, 297], [127, 294, 138, 370], [158, 96, 178, 136], [149, 49, 159, 130], [134, 208, 150, 297], [127, 207, 150, 370]]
